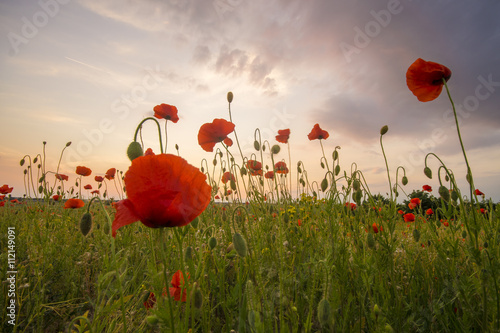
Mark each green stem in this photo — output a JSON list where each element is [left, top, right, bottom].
[[133, 117, 164, 154], [380, 134, 393, 202]]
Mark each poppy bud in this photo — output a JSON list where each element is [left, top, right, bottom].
[[230, 179, 237, 191], [451, 190, 459, 202], [335, 165, 340, 176], [466, 172, 472, 184], [367, 233, 375, 249], [227, 91, 233, 103], [33, 157, 38, 163], [24, 169, 27, 175], [374, 304, 381, 317], [253, 140, 260, 151], [271, 145, 280, 154], [146, 315, 159, 326], [320, 161, 325, 169], [312, 191, 317, 197], [385, 323, 394, 333], [39, 175, 45, 183], [380, 125, 388, 136], [66, 141, 72, 147], [462, 230, 467, 239], [191, 282, 203, 309], [80, 212, 93, 236], [240, 168, 247, 176], [184, 246, 193, 262], [445, 174, 450, 182], [208, 237, 217, 250], [127, 141, 143, 161], [424, 167, 432, 179], [317, 298, 332, 327], [354, 190, 362, 204], [297, 166, 302, 173], [321, 178, 328, 192], [413, 228, 420, 242], [20, 158, 25, 166], [439, 185, 450, 202], [353, 179, 360, 191], [175, 144, 179, 151], [233, 233, 248, 257], [38, 185, 43, 194], [332, 150, 339, 161], [402, 176, 408, 186], [103, 221, 110, 235], [212, 158, 217, 166]]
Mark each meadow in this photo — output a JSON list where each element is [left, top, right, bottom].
[[1, 59, 499, 332]]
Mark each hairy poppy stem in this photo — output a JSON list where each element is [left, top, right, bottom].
[[379, 133, 393, 203], [133, 117, 164, 154], [228, 102, 245, 164]]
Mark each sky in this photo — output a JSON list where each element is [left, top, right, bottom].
[[1, 0, 499, 202]]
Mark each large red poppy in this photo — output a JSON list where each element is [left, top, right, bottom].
[[0, 185, 13, 194], [406, 58, 452, 102], [276, 129, 290, 144], [111, 153, 211, 237], [246, 160, 263, 176], [154, 103, 179, 123], [221, 172, 235, 184], [64, 198, 85, 209], [265, 171, 274, 179], [307, 124, 329, 140], [198, 119, 235, 152], [76, 166, 92, 177], [404, 213, 415, 222], [169, 270, 189, 302]]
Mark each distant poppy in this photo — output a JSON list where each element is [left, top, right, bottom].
[[198, 119, 235, 152], [225, 189, 232, 196], [105, 168, 116, 180], [474, 189, 484, 196], [214, 195, 220, 199], [95, 176, 104, 182], [91, 190, 100, 195], [84, 184, 92, 190], [410, 198, 421, 206], [426, 208, 434, 216], [265, 171, 275, 179], [64, 198, 85, 209], [0, 202, 4, 207], [372, 223, 379, 234], [0, 195, 5, 201], [10, 199, 20, 204], [274, 161, 289, 174], [422, 185, 432, 192], [221, 172, 235, 184], [443, 221, 449, 227], [404, 213, 415, 222], [307, 124, 329, 141], [76, 166, 92, 177], [345, 202, 356, 211], [0, 184, 13, 194], [398, 210, 404, 215], [169, 270, 189, 302], [406, 58, 451, 102], [55, 174, 69, 181], [153, 103, 179, 123], [52, 194, 61, 201], [479, 208, 486, 215], [276, 129, 291, 144], [246, 160, 263, 176], [111, 154, 211, 237], [144, 292, 157, 310]]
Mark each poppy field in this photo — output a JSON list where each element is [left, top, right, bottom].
[[1, 59, 499, 332]]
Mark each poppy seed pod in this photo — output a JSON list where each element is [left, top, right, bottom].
[[271, 145, 280, 154], [127, 141, 143, 161], [380, 125, 389, 135], [232, 232, 248, 257], [80, 212, 93, 236], [227, 91, 233, 103], [424, 167, 432, 179], [317, 298, 332, 327]]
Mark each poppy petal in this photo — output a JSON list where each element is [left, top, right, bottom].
[[111, 199, 140, 237]]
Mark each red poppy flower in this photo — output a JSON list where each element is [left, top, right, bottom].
[[274, 161, 289, 174], [10, 199, 20, 204], [474, 189, 484, 196], [406, 58, 452, 102], [64, 198, 85, 209], [426, 208, 434, 216], [225, 189, 232, 196], [55, 174, 69, 181], [198, 119, 235, 152], [443, 221, 449, 227], [276, 129, 291, 144], [422, 185, 432, 192], [345, 202, 356, 211], [84, 184, 92, 190], [246, 160, 263, 176], [479, 208, 486, 215], [398, 210, 404, 215], [76, 166, 92, 177], [404, 213, 415, 222], [0, 185, 13, 194], [91, 190, 100, 195], [111, 154, 211, 237], [410, 198, 421, 206], [214, 195, 220, 199], [221, 172, 235, 184], [265, 171, 275, 179], [105, 168, 116, 180], [169, 270, 189, 302], [372, 223, 379, 234], [52, 194, 60, 201], [0, 202, 4, 207], [307, 124, 329, 140], [145, 148, 154, 156], [144, 292, 157, 310], [95, 176, 104, 182], [153, 103, 179, 123], [0, 195, 5, 201]]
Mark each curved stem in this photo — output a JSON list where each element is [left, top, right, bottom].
[[133, 117, 164, 154]]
